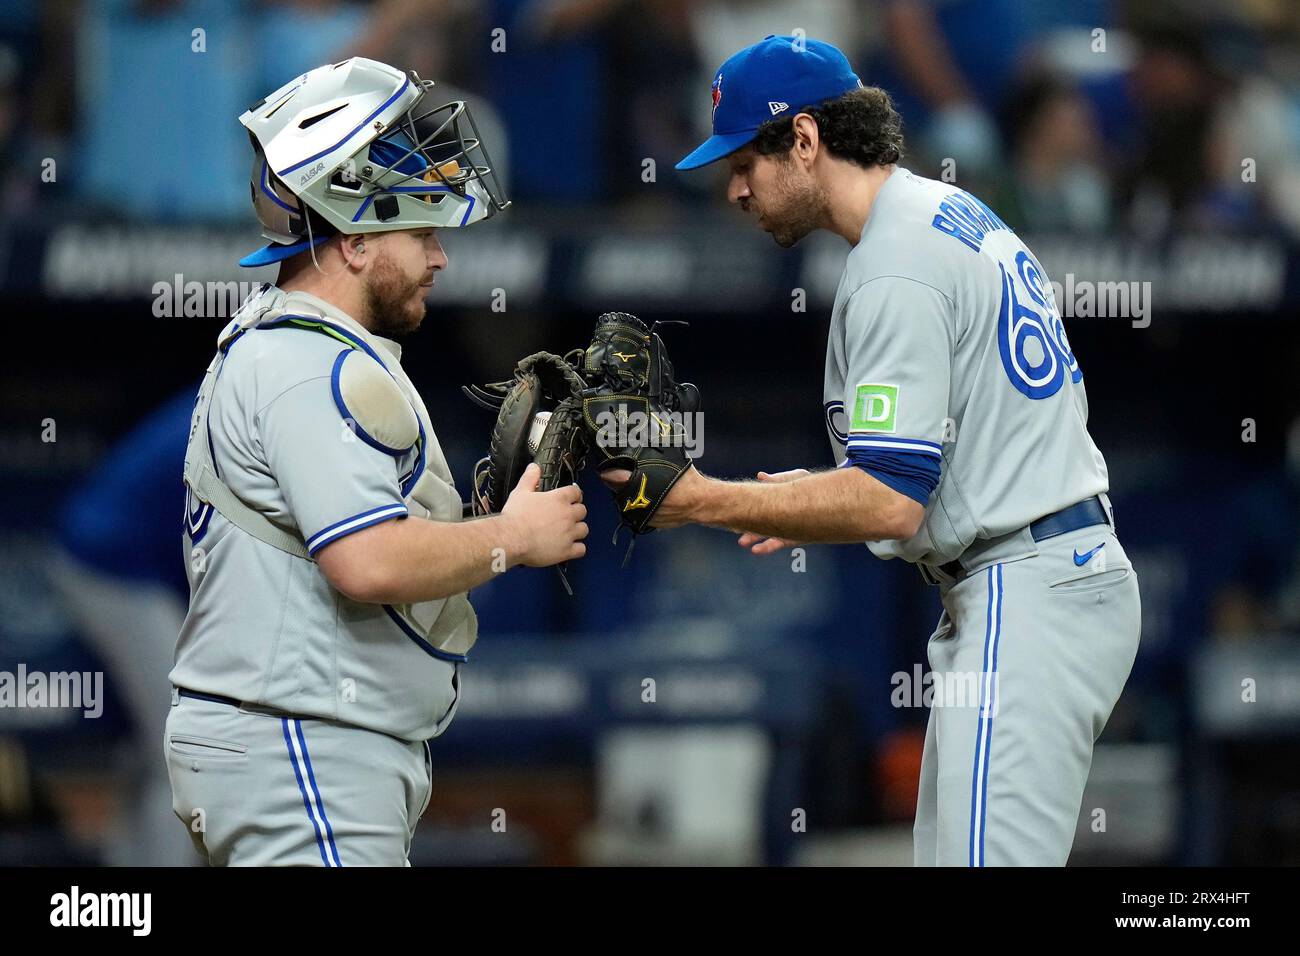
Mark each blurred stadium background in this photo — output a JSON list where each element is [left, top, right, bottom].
[[0, 0, 1298, 866]]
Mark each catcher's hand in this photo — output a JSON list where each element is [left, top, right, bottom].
[[464, 351, 590, 516], [501, 464, 588, 567], [580, 311, 700, 535]]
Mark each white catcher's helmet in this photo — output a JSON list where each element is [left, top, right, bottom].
[[238, 57, 509, 267]]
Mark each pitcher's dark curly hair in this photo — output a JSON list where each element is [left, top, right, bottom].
[[751, 86, 904, 168]]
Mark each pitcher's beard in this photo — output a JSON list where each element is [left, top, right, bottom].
[[364, 253, 428, 338], [763, 169, 828, 248]]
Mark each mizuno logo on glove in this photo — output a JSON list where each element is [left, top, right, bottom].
[[623, 474, 652, 511]]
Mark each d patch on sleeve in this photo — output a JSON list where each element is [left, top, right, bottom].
[[851, 383, 899, 433]]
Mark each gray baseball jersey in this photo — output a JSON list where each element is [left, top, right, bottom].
[[823, 167, 1109, 567], [172, 284, 472, 743], [819, 167, 1140, 865]]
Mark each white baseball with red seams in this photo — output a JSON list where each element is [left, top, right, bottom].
[[527, 411, 551, 456]]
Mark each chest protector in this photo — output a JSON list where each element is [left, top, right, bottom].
[[183, 285, 477, 659]]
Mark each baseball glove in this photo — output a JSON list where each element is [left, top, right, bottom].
[[580, 311, 700, 535], [463, 351, 590, 516]]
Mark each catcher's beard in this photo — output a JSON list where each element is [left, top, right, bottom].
[[363, 248, 429, 338], [761, 158, 829, 248]]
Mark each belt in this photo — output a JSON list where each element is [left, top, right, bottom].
[[1027, 495, 1109, 543], [175, 686, 316, 722], [176, 687, 244, 708], [174, 686, 431, 746], [931, 496, 1110, 582]]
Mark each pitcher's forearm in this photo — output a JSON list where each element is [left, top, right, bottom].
[[678, 467, 922, 542]]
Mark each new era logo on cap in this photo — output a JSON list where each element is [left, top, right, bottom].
[[676, 34, 862, 170]]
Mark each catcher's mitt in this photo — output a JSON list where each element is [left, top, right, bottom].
[[463, 351, 590, 516], [580, 312, 700, 535]]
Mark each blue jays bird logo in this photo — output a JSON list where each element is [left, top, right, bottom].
[[711, 73, 722, 121]]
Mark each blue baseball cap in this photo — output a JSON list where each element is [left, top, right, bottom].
[[676, 35, 862, 171]]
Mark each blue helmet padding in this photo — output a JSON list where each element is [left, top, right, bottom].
[[369, 130, 429, 176]]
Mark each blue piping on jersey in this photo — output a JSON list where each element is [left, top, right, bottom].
[[263, 315, 428, 497], [401, 417, 427, 499], [382, 605, 470, 664], [306, 503, 408, 555], [969, 563, 1003, 867], [824, 400, 848, 445], [185, 487, 214, 543], [846, 434, 943, 456], [329, 350, 415, 457]]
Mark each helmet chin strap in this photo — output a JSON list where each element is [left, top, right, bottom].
[[303, 205, 346, 277]]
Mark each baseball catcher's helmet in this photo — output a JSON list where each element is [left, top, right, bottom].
[[238, 57, 509, 267]]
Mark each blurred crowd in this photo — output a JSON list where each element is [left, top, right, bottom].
[[0, 0, 1296, 237]]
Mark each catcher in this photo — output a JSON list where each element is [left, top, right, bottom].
[[168, 58, 587, 867]]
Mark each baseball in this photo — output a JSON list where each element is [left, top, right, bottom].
[[527, 410, 552, 456]]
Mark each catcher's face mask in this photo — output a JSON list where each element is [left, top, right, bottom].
[[240, 58, 510, 267]]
